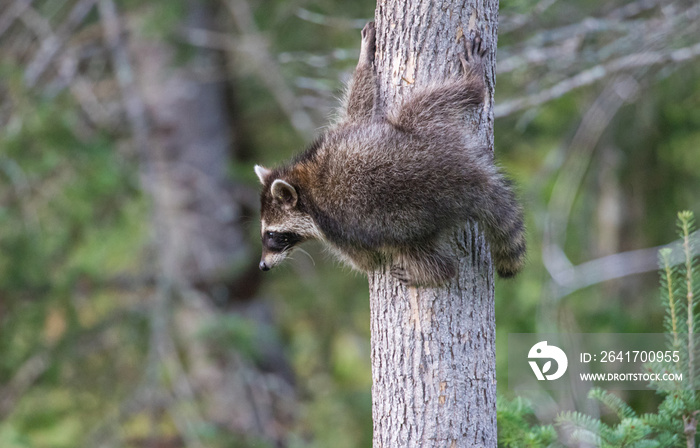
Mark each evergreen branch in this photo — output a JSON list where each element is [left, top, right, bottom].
[[642, 412, 682, 434], [588, 388, 637, 420], [630, 440, 661, 448], [660, 247, 680, 352], [678, 211, 700, 448], [509, 212, 700, 445], [556, 411, 603, 440], [613, 417, 655, 445], [568, 428, 602, 445], [679, 211, 696, 389]]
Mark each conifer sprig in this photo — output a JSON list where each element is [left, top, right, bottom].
[[660, 247, 680, 355], [678, 211, 697, 389], [552, 211, 700, 448]]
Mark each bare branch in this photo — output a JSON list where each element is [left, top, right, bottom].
[[0, 352, 49, 419], [549, 231, 700, 300], [495, 41, 700, 117], [606, 0, 665, 20], [178, 27, 232, 51], [498, 39, 582, 74], [224, 0, 315, 137], [24, 0, 98, 87], [543, 76, 639, 253], [181, 2, 318, 136], [500, 0, 558, 33], [0, 0, 33, 38], [97, 0, 150, 153], [18, 6, 112, 128], [295, 8, 368, 29]]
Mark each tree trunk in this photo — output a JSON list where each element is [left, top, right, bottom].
[[370, 1, 499, 447], [127, 1, 297, 443]]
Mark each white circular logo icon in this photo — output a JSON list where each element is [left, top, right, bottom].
[[528, 341, 568, 381]]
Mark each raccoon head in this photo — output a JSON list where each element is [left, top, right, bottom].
[[255, 165, 320, 272]]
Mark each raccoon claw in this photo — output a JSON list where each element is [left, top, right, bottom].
[[361, 21, 375, 40], [468, 31, 488, 59], [360, 21, 376, 65], [459, 31, 487, 74], [390, 264, 412, 285]]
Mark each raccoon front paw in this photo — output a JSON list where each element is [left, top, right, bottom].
[[459, 31, 487, 75], [360, 21, 376, 65], [390, 260, 456, 287]]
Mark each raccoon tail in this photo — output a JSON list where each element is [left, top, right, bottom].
[[478, 176, 527, 278]]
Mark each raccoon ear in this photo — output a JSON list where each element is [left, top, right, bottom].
[[254, 165, 271, 185], [271, 179, 298, 208]]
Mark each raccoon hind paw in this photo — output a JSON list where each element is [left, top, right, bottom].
[[360, 22, 376, 65], [458, 31, 487, 75]]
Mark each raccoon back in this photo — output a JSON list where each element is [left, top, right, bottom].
[[303, 122, 493, 249]]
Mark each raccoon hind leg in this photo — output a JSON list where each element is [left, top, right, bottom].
[[341, 22, 379, 123], [388, 32, 487, 134]]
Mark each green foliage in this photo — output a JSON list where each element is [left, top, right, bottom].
[[557, 391, 658, 448], [501, 212, 700, 447], [0, 68, 148, 446], [588, 388, 637, 421], [498, 396, 559, 447], [2, 0, 699, 446]]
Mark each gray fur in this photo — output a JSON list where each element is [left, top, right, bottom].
[[256, 22, 526, 286]]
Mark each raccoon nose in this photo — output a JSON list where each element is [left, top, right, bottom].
[[259, 260, 270, 271]]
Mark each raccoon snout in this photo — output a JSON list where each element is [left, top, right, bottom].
[[259, 260, 271, 271]]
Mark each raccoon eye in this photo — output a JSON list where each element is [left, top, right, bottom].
[[264, 231, 301, 252]]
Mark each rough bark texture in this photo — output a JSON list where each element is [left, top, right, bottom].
[[370, 1, 499, 446]]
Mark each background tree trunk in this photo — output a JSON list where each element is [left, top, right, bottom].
[[370, 1, 499, 446], [128, 1, 297, 443]]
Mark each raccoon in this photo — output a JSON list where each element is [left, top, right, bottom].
[[254, 22, 526, 287]]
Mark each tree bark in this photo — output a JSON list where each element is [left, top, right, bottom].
[[370, 1, 499, 447]]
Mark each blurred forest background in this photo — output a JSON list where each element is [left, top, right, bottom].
[[0, 0, 699, 446]]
